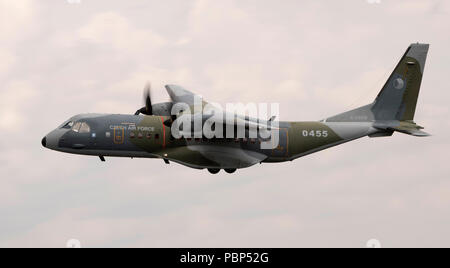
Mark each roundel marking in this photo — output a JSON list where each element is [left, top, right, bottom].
[[393, 78, 404, 89]]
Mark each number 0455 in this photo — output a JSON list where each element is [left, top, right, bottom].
[[302, 130, 328, 137]]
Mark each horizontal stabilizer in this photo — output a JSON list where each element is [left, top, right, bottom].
[[373, 120, 430, 137], [392, 127, 430, 137]]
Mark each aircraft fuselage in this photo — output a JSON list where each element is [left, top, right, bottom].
[[42, 113, 377, 171]]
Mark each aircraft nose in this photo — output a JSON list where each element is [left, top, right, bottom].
[[43, 128, 68, 150]]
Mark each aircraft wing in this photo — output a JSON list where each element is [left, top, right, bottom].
[[165, 85, 279, 137]]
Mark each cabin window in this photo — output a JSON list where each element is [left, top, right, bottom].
[[138, 133, 143, 139], [130, 132, 135, 138], [155, 134, 159, 139], [146, 133, 151, 139]]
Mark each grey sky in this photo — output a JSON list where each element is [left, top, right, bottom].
[[0, 0, 449, 247]]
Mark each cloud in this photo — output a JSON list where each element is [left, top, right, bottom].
[[0, 48, 16, 75], [0, 0, 35, 76], [0, 81, 36, 131], [0, 0, 449, 248], [0, 0, 34, 40], [77, 12, 167, 52]]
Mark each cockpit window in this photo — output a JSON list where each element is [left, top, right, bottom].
[[72, 122, 81, 132], [79, 122, 91, 133], [71, 122, 91, 133], [61, 121, 74, 129]]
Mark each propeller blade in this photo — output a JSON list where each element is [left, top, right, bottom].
[[135, 82, 153, 115], [144, 82, 152, 115]]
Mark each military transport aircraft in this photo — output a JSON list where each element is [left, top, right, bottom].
[[42, 43, 429, 174]]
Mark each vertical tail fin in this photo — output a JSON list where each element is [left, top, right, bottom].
[[372, 43, 429, 121], [326, 43, 429, 126]]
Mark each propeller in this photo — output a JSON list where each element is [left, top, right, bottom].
[[135, 82, 153, 115]]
